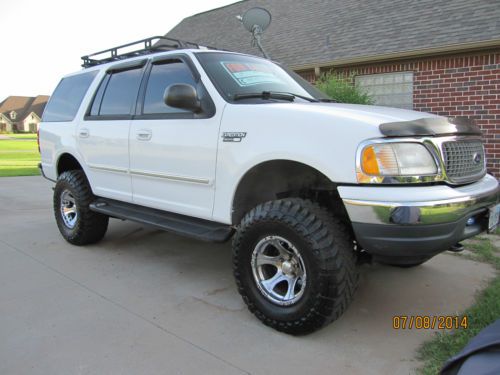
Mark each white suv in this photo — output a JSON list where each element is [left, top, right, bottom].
[[39, 37, 499, 334]]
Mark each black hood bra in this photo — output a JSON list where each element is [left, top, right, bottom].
[[379, 117, 482, 137]]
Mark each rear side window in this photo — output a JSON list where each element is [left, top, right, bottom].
[[98, 68, 143, 116], [42, 71, 97, 122], [143, 61, 197, 114]]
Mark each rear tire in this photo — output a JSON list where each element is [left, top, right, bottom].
[[54, 170, 108, 245], [232, 198, 358, 335]]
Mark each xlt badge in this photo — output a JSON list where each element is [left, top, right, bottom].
[[222, 132, 247, 142]]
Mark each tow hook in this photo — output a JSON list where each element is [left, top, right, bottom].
[[448, 243, 465, 252]]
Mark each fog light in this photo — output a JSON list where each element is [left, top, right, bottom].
[[466, 217, 475, 226]]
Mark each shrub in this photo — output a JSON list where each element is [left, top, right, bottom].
[[316, 73, 373, 105]]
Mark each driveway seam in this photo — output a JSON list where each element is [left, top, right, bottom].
[[0, 238, 250, 375]]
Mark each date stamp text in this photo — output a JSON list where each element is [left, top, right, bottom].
[[393, 315, 468, 330]]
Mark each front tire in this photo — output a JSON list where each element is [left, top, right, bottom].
[[232, 199, 358, 335], [54, 170, 109, 245]]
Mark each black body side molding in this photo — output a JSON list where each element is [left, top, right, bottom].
[[89, 198, 234, 243], [379, 117, 482, 137]]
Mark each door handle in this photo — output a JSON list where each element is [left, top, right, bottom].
[[79, 128, 89, 138], [136, 129, 152, 141]]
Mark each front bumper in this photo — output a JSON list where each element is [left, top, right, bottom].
[[339, 175, 499, 263]]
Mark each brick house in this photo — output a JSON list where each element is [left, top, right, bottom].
[[0, 95, 49, 133], [166, 0, 500, 177]]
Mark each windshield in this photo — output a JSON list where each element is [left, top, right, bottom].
[[195, 52, 329, 102]]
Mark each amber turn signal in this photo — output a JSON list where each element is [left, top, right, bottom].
[[361, 146, 380, 175]]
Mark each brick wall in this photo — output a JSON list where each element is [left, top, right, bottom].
[[297, 50, 500, 177]]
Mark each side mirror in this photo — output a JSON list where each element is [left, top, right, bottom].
[[164, 84, 201, 113]]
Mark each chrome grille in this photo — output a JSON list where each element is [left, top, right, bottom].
[[442, 140, 485, 183]]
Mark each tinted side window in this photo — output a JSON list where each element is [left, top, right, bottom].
[[143, 61, 197, 114], [99, 68, 143, 115], [89, 75, 110, 116], [42, 71, 97, 122]]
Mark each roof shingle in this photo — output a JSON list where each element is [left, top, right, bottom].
[[0, 95, 49, 122], [166, 0, 500, 67]]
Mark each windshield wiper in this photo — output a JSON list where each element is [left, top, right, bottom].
[[233, 91, 296, 102], [283, 92, 320, 102], [277, 92, 336, 103], [233, 91, 327, 103]]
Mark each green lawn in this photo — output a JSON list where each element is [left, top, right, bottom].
[[417, 233, 500, 374], [0, 138, 40, 177], [7, 133, 37, 140]]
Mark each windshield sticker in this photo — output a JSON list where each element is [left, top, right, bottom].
[[221, 61, 284, 87]]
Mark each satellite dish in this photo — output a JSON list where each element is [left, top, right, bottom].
[[242, 7, 272, 33], [238, 7, 272, 59]]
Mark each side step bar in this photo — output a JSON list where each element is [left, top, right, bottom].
[[89, 198, 234, 243]]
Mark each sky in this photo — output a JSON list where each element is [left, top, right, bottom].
[[1, 0, 236, 100]]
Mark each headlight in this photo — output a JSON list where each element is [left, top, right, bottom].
[[357, 142, 439, 183]]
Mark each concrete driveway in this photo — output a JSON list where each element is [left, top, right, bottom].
[[0, 176, 495, 375]]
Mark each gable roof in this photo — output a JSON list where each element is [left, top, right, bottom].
[[30, 95, 50, 118], [166, 0, 500, 69], [0, 96, 34, 121], [0, 95, 49, 122], [0, 112, 13, 124]]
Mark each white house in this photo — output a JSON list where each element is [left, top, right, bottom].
[[0, 95, 49, 133]]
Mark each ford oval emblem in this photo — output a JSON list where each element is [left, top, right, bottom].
[[473, 153, 482, 164]]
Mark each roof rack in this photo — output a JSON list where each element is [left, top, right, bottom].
[[81, 36, 218, 68]]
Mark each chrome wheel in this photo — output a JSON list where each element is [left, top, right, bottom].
[[251, 235, 307, 306], [60, 190, 78, 229]]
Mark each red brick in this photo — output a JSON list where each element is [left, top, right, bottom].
[[323, 49, 500, 176]]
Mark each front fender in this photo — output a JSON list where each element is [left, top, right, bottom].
[[211, 103, 382, 223]]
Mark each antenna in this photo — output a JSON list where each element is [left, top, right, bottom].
[[237, 7, 272, 59]]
